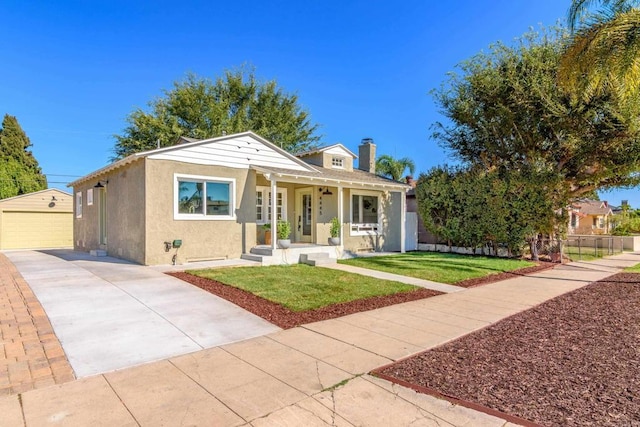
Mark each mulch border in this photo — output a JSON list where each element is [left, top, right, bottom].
[[168, 261, 554, 329], [371, 272, 640, 426], [168, 271, 441, 329], [370, 366, 543, 427]]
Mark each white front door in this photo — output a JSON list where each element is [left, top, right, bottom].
[[295, 188, 313, 243]]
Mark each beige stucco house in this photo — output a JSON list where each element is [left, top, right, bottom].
[[568, 199, 614, 235], [69, 132, 410, 266], [0, 188, 73, 249]]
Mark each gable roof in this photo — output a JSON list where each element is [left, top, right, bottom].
[[296, 144, 357, 159], [69, 131, 316, 187], [571, 199, 612, 216], [0, 188, 71, 203]]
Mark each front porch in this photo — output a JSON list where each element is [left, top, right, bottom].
[[241, 243, 340, 266]]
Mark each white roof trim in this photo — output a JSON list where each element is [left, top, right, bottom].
[[68, 131, 316, 187], [0, 188, 72, 203], [252, 166, 409, 190], [296, 143, 357, 159]]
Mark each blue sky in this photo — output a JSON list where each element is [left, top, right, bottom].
[[2, 0, 637, 207]]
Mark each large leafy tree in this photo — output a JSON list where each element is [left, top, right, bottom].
[[375, 154, 415, 181], [432, 28, 640, 199], [416, 166, 563, 257], [560, 0, 640, 102], [113, 68, 321, 159], [0, 114, 47, 198]]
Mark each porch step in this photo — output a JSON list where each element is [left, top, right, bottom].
[[300, 253, 336, 266], [241, 253, 265, 263], [250, 247, 274, 256]]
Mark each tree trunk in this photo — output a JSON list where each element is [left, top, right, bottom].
[[529, 236, 539, 261]]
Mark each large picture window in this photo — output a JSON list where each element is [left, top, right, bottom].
[[256, 187, 286, 223], [175, 174, 235, 220], [351, 192, 379, 234]]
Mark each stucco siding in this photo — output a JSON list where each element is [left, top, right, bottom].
[[322, 152, 354, 171], [144, 159, 255, 265], [73, 160, 146, 264], [109, 161, 147, 263], [342, 188, 401, 252], [73, 184, 100, 253]]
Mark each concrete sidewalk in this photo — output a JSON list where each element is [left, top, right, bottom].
[[2, 252, 639, 426], [321, 262, 463, 293]]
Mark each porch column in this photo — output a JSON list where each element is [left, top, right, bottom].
[[270, 178, 277, 250], [400, 190, 406, 253], [338, 186, 344, 248]]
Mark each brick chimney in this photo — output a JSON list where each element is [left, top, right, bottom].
[[358, 138, 376, 173]]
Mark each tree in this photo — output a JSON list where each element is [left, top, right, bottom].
[[113, 67, 321, 159], [431, 27, 640, 200], [375, 154, 415, 182], [0, 114, 47, 198], [415, 166, 563, 257], [560, 1, 640, 102]]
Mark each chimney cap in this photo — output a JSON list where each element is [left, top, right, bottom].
[[361, 137, 374, 145]]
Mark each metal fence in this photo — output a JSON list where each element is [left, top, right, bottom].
[[528, 236, 627, 262], [562, 235, 627, 261]]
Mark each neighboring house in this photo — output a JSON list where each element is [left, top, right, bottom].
[[405, 176, 439, 245], [69, 132, 410, 265], [568, 199, 614, 235], [0, 189, 73, 250]]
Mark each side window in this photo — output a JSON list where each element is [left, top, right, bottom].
[[76, 192, 83, 218], [351, 193, 379, 234], [256, 187, 286, 223]]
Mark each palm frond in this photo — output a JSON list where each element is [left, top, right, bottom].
[[568, 0, 639, 32], [560, 8, 640, 102]]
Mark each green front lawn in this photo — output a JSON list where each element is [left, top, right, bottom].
[[624, 263, 640, 273], [189, 264, 418, 312], [339, 252, 535, 284], [563, 246, 623, 262]]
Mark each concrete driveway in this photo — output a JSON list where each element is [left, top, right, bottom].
[[4, 250, 280, 378]]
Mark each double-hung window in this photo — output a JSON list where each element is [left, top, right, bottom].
[[256, 187, 286, 223], [175, 174, 235, 220], [351, 191, 379, 234], [76, 192, 83, 218]]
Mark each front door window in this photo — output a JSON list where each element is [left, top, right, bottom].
[[303, 194, 312, 236]]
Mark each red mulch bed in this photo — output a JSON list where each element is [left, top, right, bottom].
[[374, 272, 640, 427], [169, 271, 441, 329], [168, 261, 552, 329]]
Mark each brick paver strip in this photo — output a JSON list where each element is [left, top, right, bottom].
[[0, 253, 75, 396]]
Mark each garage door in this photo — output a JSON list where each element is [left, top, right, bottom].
[[1, 211, 73, 249]]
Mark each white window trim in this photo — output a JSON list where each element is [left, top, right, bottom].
[[350, 189, 381, 236], [76, 192, 83, 218], [256, 186, 287, 224], [174, 173, 235, 221], [331, 156, 344, 169]]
